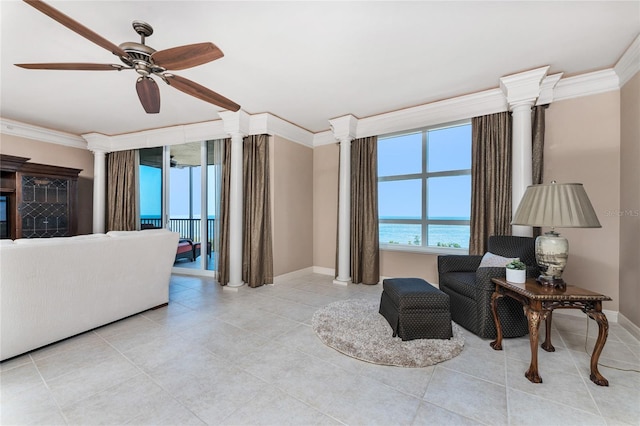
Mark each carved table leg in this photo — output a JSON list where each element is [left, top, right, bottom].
[[586, 307, 609, 386], [524, 306, 544, 383], [541, 310, 555, 352], [490, 290, 504, 351]]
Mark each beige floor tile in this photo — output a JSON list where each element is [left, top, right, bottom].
[[357, 360, 435, 398], [46, 357, 141, 408], [0, 353, 32, 372], [0, 362, 43, 395], [2, 273, 638, 426], [0, 381, 66, 426], [62, 374, 200, 425], [507, 388, 606, 426], [505, 357, 600, 415], [424, 366, 508, 425], [222, 386, 341, 425], [440, 342, 507, 385], [319, 374, 422, 425], [412, 401, 484, 425]]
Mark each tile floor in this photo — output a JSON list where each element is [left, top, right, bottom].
[[1, 272, 639, 426]]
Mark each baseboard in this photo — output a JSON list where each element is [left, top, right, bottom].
[[618, 312, 640, 340], [273, 267, 315, 283], [312, 266, 335, 276]]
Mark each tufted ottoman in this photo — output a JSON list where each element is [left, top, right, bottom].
[[379, 278, 453, 340]]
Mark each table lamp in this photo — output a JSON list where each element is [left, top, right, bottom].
[[511, 182, 601, 289]]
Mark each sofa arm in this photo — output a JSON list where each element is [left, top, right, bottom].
[[438, 255, 483, 275]]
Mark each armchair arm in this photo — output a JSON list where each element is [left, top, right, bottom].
[[475, 267, 507, 292], [438, 255, 483, 275]]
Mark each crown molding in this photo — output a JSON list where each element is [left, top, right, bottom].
[[1, 117, 86, 149], [537, 73, 563, 106], [553, 69, 620, 102], [354, 88, 507, 140], [250, 113, 315, 148], [83, 121, 228, 152], [615, 34, 640, 87], [313, 130, 338, 147]]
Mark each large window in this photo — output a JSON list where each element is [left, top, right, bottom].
[[378, 121, 471, 250]]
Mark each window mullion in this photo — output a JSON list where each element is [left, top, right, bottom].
[[422, 130, 428, 247]]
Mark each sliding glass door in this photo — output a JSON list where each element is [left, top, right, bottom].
[[139, 141, 221, 274]]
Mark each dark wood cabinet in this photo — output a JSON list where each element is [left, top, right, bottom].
[[0, 155, 81, 239]]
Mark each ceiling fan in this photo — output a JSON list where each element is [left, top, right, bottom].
[[15, 0, 240, 114]]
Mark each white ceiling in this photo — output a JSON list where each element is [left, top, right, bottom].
[[1, 1, 638, 137]]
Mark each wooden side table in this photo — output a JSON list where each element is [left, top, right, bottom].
[[489, 277, 612, 386]]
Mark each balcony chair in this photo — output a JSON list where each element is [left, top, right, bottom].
[[437, 235, 538, 339]]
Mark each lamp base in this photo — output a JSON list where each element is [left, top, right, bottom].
[[535, 231, 568, 290], [536, 275, 566, 290]]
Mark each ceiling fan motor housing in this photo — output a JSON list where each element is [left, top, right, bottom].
[[118, 21, 165, 76]]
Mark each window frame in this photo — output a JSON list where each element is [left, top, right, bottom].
[[378, 119, 472, 254]]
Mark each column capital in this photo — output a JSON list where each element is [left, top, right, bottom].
[[219, 110, 251, 136], [329, 114, 358, 142], [82, 132, 111, 153], [500, 66, 549, 110]]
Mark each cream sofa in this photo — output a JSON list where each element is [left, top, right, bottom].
[[0, 229, 179, 361]]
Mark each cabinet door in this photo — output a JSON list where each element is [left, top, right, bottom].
[[19, 175, 71, 238]]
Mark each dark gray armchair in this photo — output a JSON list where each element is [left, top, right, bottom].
[[438, 236, 538, 339]]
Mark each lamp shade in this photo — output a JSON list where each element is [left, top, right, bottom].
[[512, 182, 601, 228]]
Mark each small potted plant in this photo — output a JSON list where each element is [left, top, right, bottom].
[[505, 258, 526, 283]]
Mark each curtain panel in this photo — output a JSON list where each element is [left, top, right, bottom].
[[242, 134, 273, 287], [469, 112, 513, 255], [532, 104, 548, 238], [350, 136, 380, 284], [215, 138, 231, 285], [106, 150, 137, 232]]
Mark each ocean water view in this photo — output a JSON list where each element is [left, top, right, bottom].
[[379, 222, 469, 249]]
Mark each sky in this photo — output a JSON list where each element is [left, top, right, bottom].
[[139, 165, 217, 219], [378, 123, 471, 220]]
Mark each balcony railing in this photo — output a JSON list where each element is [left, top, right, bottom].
[[140, 217, 214, 243]]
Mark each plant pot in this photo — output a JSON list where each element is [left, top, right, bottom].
[[506, 268, 526, 283]]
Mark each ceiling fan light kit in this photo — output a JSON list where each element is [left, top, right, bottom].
[[16, 0, 240, 114]]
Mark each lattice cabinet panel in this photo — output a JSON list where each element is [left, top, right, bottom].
[[1, 155, 81, 239], [20, 176, 71, 238]]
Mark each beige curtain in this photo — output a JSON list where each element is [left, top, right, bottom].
[[243, 134, 273, 287], [215, 139, 231, 285], [107, 150, 137, 231], [532, 105, 548, 187], [532, 104, 548, 238], [469, 112, 512, 255], [351, 136, 380, 284]]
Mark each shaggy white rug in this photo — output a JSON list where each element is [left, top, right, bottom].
[[312, 299, 465, 368]]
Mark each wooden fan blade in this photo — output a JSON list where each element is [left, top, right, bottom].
[[136, 77, 160, 114], [23, 0, 128, 58], [15, 63, 124, 71], [151, 42, 224, 71], [164, 74, 240, 111]]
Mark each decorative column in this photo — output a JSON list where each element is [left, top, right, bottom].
[[500, 67, 549, 237], [228, 132, 245, 287], [329, 115, 358, 286], [83, 133, 111, 234], [91, 150, 107, 233], [219, 111, 250, 288]]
